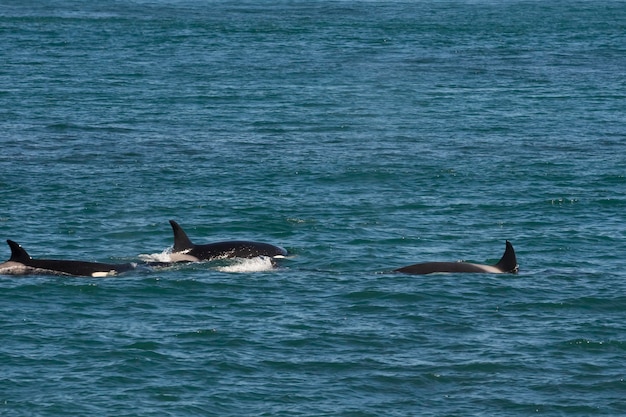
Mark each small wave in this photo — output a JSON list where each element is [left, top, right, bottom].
[[216, 256, 276, 273], [138, 251, 277, 273], [138, 249, 173, 263]]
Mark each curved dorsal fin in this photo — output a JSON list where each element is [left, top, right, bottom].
[[169, 220, 194, 251], [495, 240, 518, 273], [7, 240, 33, 262]]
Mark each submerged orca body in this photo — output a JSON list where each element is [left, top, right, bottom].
[[395, 241, 518, 275], [168, 220, 288, 262], [0, 240, 137, 277]]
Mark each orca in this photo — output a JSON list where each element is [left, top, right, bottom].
[[0, 240, 137, 277], [168, 220, 288, 262], [394, 240, 518, 275]]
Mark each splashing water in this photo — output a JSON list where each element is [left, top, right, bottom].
[[138, 249, 173, 263], [138, 250, 277, 273], [216, 256, 276, 273]]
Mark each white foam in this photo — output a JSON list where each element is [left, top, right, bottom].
[[138, 249, 174, 263], [216, 256, 275, 273], [138, 250, 279, 273]]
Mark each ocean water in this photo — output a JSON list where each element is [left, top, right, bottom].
[[1, 0, 625, 415]]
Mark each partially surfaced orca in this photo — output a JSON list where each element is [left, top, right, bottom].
[[168, 220, 288, 262], [394, 240, 518, 275], [0, 240, 138, 277]]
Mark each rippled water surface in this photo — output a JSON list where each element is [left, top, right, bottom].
[[1, 1, 625, 415]]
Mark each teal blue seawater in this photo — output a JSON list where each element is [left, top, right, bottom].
[[1, 1, 625, 415]]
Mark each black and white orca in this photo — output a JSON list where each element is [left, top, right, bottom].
[[168, 220, 288, 262], [395, 241, 518, 275], [0, 240, 137, 277]]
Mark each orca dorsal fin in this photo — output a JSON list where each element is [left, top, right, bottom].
[[169, 220, 194, 251], [495, 240, 518, 273], [7, 240, 33, 262]]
